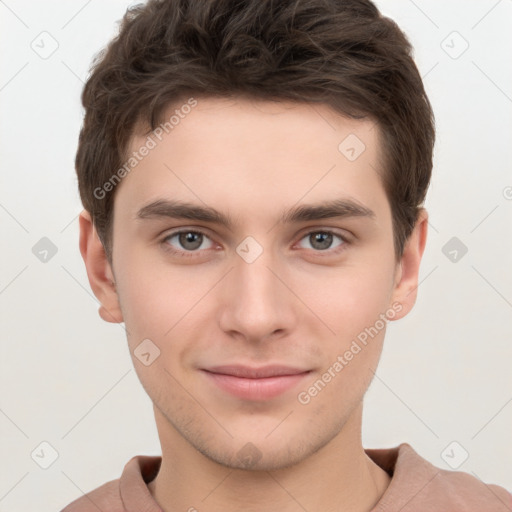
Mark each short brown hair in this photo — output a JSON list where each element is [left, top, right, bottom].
[[76, 0, 435, 263]]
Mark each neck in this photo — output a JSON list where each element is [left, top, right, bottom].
[[148, 403, 391, 512]]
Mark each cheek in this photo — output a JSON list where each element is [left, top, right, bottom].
[[294, 258, 396, 345], [290, 257, 395, 405], [115, 246, 208, 331]]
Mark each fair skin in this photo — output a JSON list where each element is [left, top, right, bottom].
[[80, 96, 428, 512]]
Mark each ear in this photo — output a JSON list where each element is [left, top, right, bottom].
[[389, 208, 429, 321], [79, 210, 124, 324]]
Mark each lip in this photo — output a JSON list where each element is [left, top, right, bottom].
[[202, 365, 311, 401]]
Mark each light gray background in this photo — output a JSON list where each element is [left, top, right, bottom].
[[1, 1, 511, 510]]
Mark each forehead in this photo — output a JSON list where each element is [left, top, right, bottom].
[[113, 96, 387, 224]]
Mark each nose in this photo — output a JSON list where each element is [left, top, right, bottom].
[[218, 248, 297, 344]]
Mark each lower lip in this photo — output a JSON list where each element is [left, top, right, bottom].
[[202, 371, 310, 401]]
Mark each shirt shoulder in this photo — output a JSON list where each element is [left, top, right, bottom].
[[60, 478, 124, 512], [368, 443, 512, 512], [60, 454, 163, 512]]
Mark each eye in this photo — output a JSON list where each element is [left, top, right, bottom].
[[296, 230, 347, 252], [162, 230, 215, 254], [160, 228, 349, 259]]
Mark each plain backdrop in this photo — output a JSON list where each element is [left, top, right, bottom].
[[1, 1, 511, 510]]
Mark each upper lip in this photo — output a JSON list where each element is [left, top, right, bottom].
[[203, 365, 310, 379]]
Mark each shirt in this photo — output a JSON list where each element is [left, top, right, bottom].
[[60, 443, 512, 511]]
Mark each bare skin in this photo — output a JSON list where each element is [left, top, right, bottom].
[[80, 96, 428, 511]]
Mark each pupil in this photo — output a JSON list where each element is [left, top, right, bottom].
[[311, 232, 332, 250]]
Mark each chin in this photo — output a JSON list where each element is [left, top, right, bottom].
[[188, 418, 339, 472], [198, 442, 311, 472]]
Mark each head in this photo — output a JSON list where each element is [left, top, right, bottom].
[[78, 0, 434, 471]]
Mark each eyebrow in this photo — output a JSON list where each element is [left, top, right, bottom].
[[135, 198, 375, 229]]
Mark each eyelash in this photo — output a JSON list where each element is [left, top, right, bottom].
[[160, 228, 350, 259]]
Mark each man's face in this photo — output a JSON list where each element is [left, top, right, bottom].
[[104, 97, 411, 470]]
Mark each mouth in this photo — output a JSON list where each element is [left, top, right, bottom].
[[201, 365, 312, 401]]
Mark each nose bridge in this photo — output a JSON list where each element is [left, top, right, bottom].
[[237, 253, 277, 301], [219, 242, 294, 340]]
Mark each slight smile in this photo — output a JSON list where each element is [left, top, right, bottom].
[[202, 365, 312, 401]]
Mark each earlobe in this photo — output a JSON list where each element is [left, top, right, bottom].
[[390, 208, 429, 321], [78, 210, 124, 324]]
